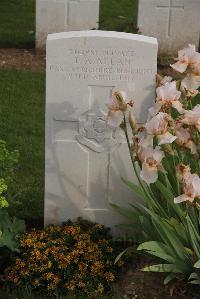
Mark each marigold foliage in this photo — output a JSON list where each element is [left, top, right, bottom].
[[6, 218, 124, 297]]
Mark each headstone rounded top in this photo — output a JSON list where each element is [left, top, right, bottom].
[[47, 30, 158, 46]]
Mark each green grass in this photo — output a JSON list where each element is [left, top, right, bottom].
[[0, 69, 45, 222], [0, 0, 35, 48], [99, 0, 138, 33], [0, 0, 138, 48]]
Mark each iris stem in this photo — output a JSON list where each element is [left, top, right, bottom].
[[123, 113, 152, 200]]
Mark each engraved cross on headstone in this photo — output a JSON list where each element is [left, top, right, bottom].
[[62, 0, 80, 26], [156, 0, 184, 36], [53, 85, 122, 211]]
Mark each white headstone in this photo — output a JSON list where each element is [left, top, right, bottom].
[[36, 0, 99, 48], [138, 0, 200, 54], [45, 31, 157, 232]]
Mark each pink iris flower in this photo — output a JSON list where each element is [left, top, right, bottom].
[[175, 123, 197, 154], [145, 112, 177, 145], [171, 44, 200, 90], [139, 146, 164, 185], [181, 104, 200, 132], [107, 91, 133, 127], [174, 172, 200, 204]]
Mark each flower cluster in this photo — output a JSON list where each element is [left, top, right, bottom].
[[107, 44, 200, 205], [6, 218, 124, 297], [0, 178, 8, 208]]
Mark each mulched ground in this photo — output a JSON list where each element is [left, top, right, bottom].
[[0, 48, 45, 72], [116, 257, 200, 299]]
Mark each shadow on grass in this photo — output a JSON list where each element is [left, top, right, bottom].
[[0, 0, 35, 48]]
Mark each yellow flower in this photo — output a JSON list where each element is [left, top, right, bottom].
[[117, 260, 124, 267], [65, 280, 76, 291], [38, 266, 46, 273], [57, 257, 71, 269], [75, 233, 90, 241], [33, 279, 40, 287], [43, 272, 54, 280], [21, 238, 34, 247], [96, 283, 104, 294], [74, 273, 84, 280], [20, 268, 29, 277], [47, 283, 56, 291]]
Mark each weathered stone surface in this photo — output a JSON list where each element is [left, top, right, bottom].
[[138, 0, 200, 54], [45, 31, 157, 232], [36, 0, 99, 48]]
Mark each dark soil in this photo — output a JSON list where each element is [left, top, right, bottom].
[[116, 257, 200, 299], [0, 48, 45, 72]]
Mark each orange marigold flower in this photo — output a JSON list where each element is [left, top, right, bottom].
[[36, 242, 46, 248], [91, 261, 104, 275], [15, 258, 26, 268], [105, 272, 115, 282], [94, 224, 103, 229], [106, 246, 114, 253], [78, 262, 88, 272], [65, 280, 76, 291], [33, 279, 40, 287], [43, 272, 60, 283], [63, 225, 80, 236], [77, 281, 86, 288], [98, 239, 108, 245], [19, 268, 29, 277]]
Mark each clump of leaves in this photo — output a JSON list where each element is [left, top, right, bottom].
[[0, 209, 25, 252], [0, 139, 19, 181], [0, 140, 25, 258]]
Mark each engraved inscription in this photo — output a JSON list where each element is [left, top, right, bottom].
[[49, 47, 155, 82]]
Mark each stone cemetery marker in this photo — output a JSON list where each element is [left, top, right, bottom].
[[36, 0, 99, 48], [45, 31, 157, 231], [138, 0, 200, 54]]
